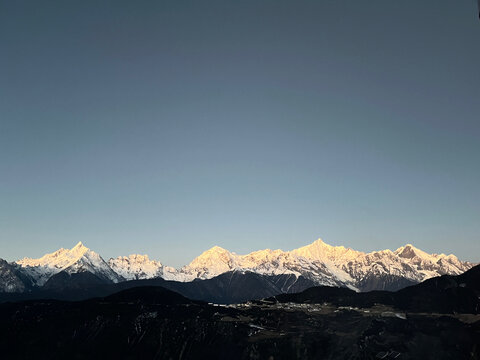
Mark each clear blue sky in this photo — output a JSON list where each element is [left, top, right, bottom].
[[1, 0, 479, 267]]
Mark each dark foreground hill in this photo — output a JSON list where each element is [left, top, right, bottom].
[[0, 271, 316, 304], [269, 263, 480, 314], [0, 267, 480, 359], [1, 286, 479, 360]]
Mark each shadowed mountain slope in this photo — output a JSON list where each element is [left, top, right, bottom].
[[269, 264, 480, 314]]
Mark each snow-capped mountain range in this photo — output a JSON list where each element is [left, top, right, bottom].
[[0, 239, 475, 293], [16, 242, 123, 286]]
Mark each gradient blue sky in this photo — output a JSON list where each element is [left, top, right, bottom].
[[1, 0, 479, 267]]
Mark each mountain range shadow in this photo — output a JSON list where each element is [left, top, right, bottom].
[[1, 264, 480, 313]]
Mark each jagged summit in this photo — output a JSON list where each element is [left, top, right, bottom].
[[395, 244, 418, 259], [292, 238, 361, 263], [3, 238, 476, 293], [18, 242, 86, 268], [108, 238, 475, 289], [16, 242, 122, 286], [108, 254, 175, 281], [394, 244, 436, 261], [72, 241, 86, 249]]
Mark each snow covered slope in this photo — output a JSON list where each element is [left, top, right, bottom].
[[1, 238, 476, 293], [16, 242, 123, 286], [0, 259, 32, 293], [176, 244, 357, 289], [108, 254, 178, 281], [171, 238, 475, 291]]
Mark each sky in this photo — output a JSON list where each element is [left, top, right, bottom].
[[1, 0, 479, 267]]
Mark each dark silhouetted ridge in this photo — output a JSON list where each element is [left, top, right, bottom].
[[102, 286, 196, 305]]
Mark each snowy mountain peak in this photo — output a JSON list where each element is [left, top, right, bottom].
[[189, 246, 234, 266], [16, 242, 122, 286], [312, 238, 326, 245], [4, 238, 476, 294], [108, 254, 164, 281], [204, 245, 231, 254], [17, 244, 86, 269], [394, 244, 428, 259], [72, 241, 86, 250], [182, 246, 236, 280], [71, 241, 89, 256], [124, 254, 152, 262], [291, 238, 361, 263], [309, 238, 334, 249], [189, 246, 233, 264]]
